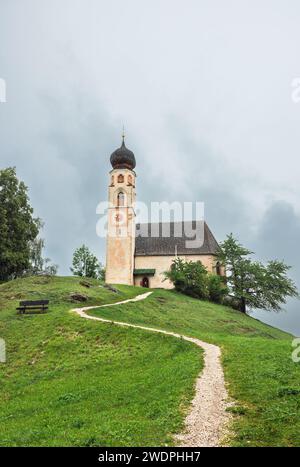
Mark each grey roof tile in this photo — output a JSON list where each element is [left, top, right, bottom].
[[135, 221, 219, 256]]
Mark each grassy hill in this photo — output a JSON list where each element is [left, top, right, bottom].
[[89, 289, 300, 447], [0, 276, 201, 446], [0, 276, 299, 446]]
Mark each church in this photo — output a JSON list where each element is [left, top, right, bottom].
[[105, 137, 222, 288]]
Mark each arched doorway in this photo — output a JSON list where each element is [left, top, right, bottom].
[[142, 277, 149, 288]]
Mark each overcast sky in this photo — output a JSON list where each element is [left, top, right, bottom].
[[0, 0, 299, 334]]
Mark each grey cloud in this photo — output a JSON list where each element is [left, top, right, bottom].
[[1, 1, 300, 334]]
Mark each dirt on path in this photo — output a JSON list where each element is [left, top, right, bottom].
[[72, 291, 231, 447]]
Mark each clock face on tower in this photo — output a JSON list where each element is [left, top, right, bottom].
[[113, 209, 127, 227]]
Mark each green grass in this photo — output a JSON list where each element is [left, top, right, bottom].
[[0, 276, 202, 446], [1, 277, 300, 447], [89, 289, 300, 447]]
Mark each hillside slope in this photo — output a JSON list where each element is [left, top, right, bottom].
[[89, 289, 300, 447], [1, 276, 299, 447], [0, 276, 202, 446]]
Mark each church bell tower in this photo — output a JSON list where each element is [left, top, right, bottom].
[[105, 135, 136, 285]]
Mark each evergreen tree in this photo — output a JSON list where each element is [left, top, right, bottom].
[[70, 245, 104, 279], [218, 234, 298, 313]]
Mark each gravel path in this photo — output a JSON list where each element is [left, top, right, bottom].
[[72, 291, 230, 447]]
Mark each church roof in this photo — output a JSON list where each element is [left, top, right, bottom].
[[135, 221, 220, 256], [133, 269, 156, 275], [110, 138, 136, 170]]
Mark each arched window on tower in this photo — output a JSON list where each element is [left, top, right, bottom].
[[110, 175, 115, 186], [117, 192, 125, 207], [216, 261, 221, 276], [127, 174, 133, 186], [117, 174, 124, 183]]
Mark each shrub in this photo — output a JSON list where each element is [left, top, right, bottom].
[[164, 258, 209, 300], [208, 274, 228, 303]]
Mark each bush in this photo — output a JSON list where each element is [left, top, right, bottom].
[[164, 258, 209, 300], [165, 258, 229, 304], [207, 274, 228, 303]]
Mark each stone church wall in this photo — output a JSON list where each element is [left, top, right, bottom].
[[134, 254, 217, 289]]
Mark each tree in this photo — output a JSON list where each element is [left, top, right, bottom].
[[70, 245, 104, 279], [165, 257, 228, 303], [164, 258, 209, 300], [0, 167, 40, 281], [218, 234, 298, 313], [28, 232, 58, 276], [207, 274, 228, 304]]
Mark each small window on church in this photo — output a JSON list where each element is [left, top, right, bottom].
[[111, 175, 114, 186], [117, 192, 125, 207], [127, 174, 133, 186], [118, 174, 124, 183], [216, 261, 221, 275]]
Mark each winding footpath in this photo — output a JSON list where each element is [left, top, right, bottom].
[[72, 292, 230, 447]]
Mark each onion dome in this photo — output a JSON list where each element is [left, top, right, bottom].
[[110, 137, 136, 170]]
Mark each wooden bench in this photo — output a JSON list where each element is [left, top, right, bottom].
[[16, 300, 49, 314]]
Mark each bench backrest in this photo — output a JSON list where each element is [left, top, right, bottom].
[[19, 300, 49, 306]]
